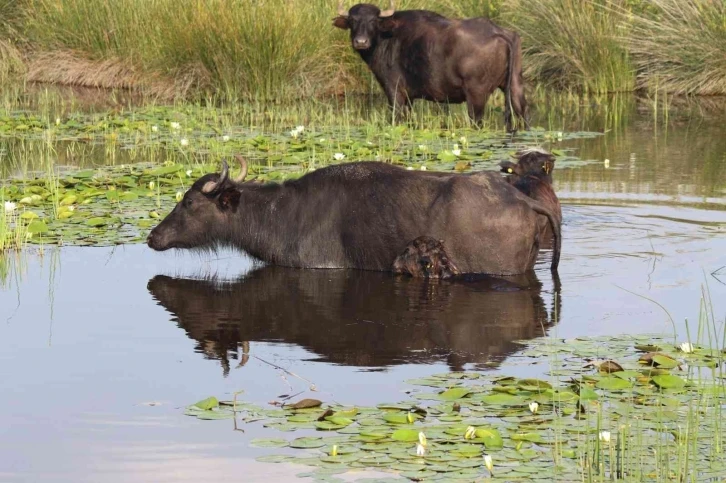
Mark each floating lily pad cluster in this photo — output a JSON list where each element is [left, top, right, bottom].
[[1, 163, 194, 246], [186, 335, 725, 482], [0, 104, 600, 248]]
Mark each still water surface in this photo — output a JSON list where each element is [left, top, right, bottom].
[[1, 98, 725, 482]]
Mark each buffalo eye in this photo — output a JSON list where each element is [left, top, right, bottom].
[[184, 197, 193, 208]]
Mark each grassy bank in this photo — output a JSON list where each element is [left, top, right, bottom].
[[0, 0, 725, 100]]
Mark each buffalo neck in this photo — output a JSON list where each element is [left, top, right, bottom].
[[358, 37, 397, 75], [220, 182, 314, 266]]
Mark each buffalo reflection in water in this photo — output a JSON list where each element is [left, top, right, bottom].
[[147, 267, 560, 375]]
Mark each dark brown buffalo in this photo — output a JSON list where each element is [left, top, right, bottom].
[[393, 236, 460, 279], [147, 156, 561, 275], [501, 148, 562, 240], [333, 2, 528, 131], [147, 267, 559, 374]]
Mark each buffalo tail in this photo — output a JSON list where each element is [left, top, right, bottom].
[[525, 199, 561, 272]]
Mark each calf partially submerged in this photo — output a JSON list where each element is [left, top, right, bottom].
[[147, 156, 561, 275], [392, 236, 460, 279], [501, 149, 562, 240]]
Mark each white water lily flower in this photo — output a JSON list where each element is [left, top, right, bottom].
[[331, 444, 338, 457], [290, 129, 300, 139], [459, 136, 467, 145], [180, 138, 189, 146], [55, 118, 61, 126], [151, 125, 159, 132], [176, 191, 183, 202], [680, 342, 694, 353], [465, 426, 476, 440], [420, 165, 427, 171], [418, 432, 427, 447], [416, 443, 426, 456], [528, 401, 539, 414], [452, 148, 462, 157], [186, 170, 193, 177], [170, 122, 181, 130], [418, 144, 427, 151], [406, 166, 414, 171], [599, 431, 611, 443], [604, 158, 610, 168], [222, 135, 230, 142], [333, 153, 345, 161], [3, 201, 16, 213], [148, 181, 155, 190], [484, 454, 493, 472], [318, 138, 326, 143], [67, 205, 75, 212], [296, 125, 305, 133]]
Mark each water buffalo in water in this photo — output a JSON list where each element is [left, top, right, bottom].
[[146, 156, 561, 275], [147, 267, 559, 373], [333, 1, 529, 131], [501, 148, 562, 240]]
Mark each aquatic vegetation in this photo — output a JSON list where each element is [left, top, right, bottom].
[[0, 104, 600, 247], [186, 335, 726, 481]]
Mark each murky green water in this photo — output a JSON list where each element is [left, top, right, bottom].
[[1, 92, 725, 482]]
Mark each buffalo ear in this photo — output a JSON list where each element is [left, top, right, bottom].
[[218, 188, 241, 212], [378, 17, 400, 32], [333, 16, 350, 29]]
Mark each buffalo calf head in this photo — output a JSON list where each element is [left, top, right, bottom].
[[500, 148, 556, 181]]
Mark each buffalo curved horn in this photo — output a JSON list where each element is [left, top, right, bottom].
[[201, 159, 229, 194], [337, 0, 348, 17], [379, 0, 394, 17], [233, 154, 248, 183]]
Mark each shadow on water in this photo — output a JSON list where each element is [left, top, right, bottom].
[[147, 267, 560, 375]]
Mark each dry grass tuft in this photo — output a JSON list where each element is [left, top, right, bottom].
[[25, 51, 204, 100]]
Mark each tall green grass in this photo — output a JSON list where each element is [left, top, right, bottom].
[[4, 0, 726, 99], [501, 0, 635, 94], [628, 0, 726, 95]]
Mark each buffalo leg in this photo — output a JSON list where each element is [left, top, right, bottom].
[[503, 84, 529, 132], [464, 85, 489, 127]]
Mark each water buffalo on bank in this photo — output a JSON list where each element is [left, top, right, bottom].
[[501, 148, 562, 240], [333, 1, 529, 131], [146, 156, 561, 275]]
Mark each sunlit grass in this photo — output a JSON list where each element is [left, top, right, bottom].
[[0, 199, 28, 252], [628, 0, 726, 96], [501, 0, 635, 94], [3, 0, 721, 98]]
